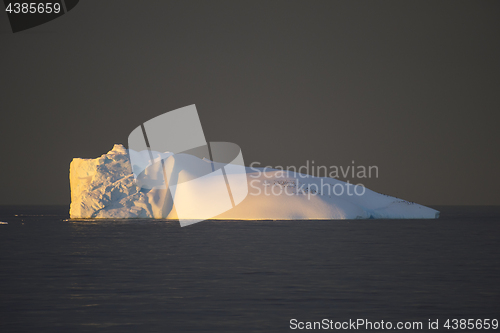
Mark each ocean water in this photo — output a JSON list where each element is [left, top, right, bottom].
[[0, 206, 499, 332]]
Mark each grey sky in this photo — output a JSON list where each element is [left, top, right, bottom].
[[0, 0, 499, 205]]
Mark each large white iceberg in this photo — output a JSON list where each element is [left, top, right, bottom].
[[69, 144, 439, 220]]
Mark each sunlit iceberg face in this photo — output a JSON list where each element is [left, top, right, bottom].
[[127, 105, 248, 226]]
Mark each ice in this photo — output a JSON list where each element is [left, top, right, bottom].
[[69, 144, 439, 220]]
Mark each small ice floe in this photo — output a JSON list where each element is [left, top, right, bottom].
[[0, 221, 8, 224]]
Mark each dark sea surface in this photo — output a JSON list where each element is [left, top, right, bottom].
[[0, 206, 499, 332]]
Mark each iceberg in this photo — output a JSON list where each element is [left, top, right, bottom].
[[69, 144, 439, 220]]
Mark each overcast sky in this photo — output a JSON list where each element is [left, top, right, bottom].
[[1, 0, 499, 205]]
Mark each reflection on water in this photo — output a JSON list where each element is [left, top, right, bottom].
[[0, 205, 499, 332]]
